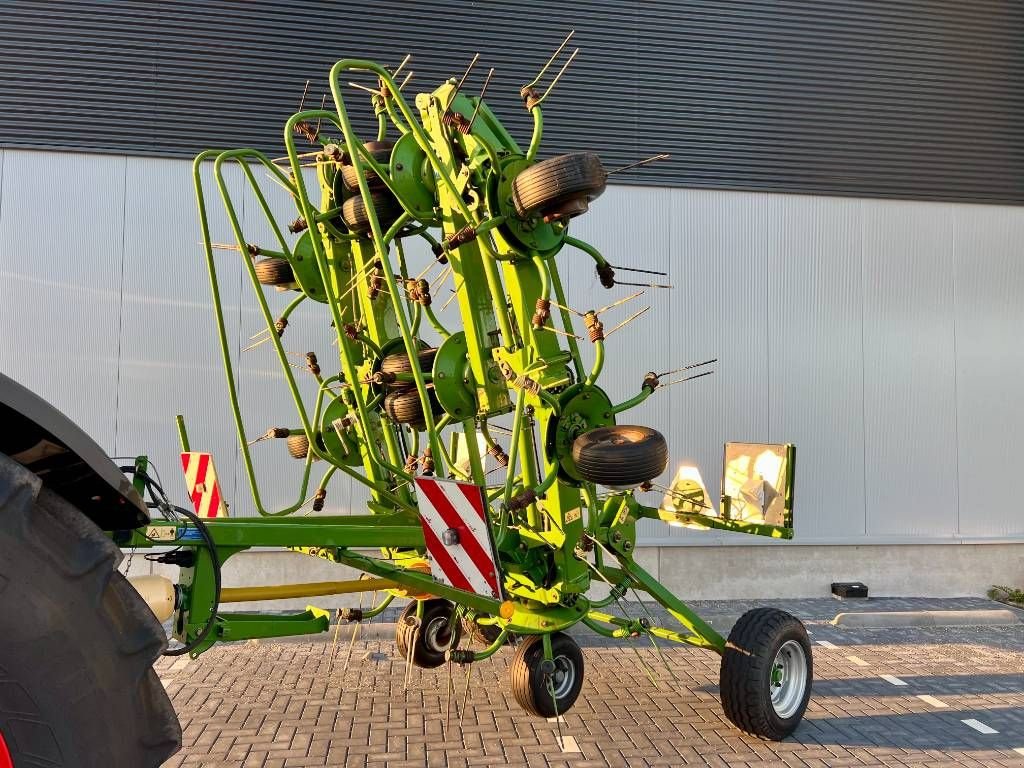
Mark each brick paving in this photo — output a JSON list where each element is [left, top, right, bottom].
[[157, 599, 1024, 767]]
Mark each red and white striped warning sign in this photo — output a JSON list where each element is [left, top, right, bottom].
[[180, 452, 228, 518], [414, 476, 501, 599]]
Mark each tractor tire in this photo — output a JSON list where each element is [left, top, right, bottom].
[[511, 152, 607, 221], [340, 141, 393, 191], [383, 388, 441, 430], [719, 607, 812, 741], [395, 599, 461, 669], [571, 425, 668, 488], [341, 189, 402, 234], [380, 348, 438, 390], [510, 632, 584, 718], [286, 433, 321, 461], [0, 457, 181, 767], [254, 257, 295, 287]]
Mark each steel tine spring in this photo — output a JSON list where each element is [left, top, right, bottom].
[[606, 153, 671, 176], [538, 325, 583, 341], [391, 53, 412, 78], [453, 53, 480, 98], [661, 369, 715, 388], [348, 80, 382, 96], [595, 289, 644, 316], [523, 30, 575, 90], [398, 70, 414, 92], [467, 67, 495, 130], [547, 297, 585, 317], [241, 336, 271, 353], [297, 79, 310, 112], [608, 263, 669, 277], [656, 358, 717, 378], [536, 47, 579, 106], [603, 306, 650, 338], [613, 280, 673, 289]]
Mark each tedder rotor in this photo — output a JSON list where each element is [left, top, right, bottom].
[[120, 37, 811, 740]]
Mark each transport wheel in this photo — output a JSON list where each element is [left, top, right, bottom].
[[383, 388, 441, 430], [571, 425, 668, 488], [0, 458, 181, 767], [341, 188, 402, 234], [719, 607, 813, 740], [285, 433, 323, 461], [511, 152, 607, 221], [340, 140, 393, 191], [254, 257, 295, 286], [510, 632, 584, 718], [380, 348, 438, 390], [395, 599, 461, 669]]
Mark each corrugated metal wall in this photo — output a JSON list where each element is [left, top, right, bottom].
[[2, 0, 1023, 202], [2, 148, 1022, 544]]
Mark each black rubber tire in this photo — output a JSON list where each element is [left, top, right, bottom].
[[0, 457, 181, 767], [383, 388, 442, 430], [511, 152, 607, 220], [571, 425, 668, 488], [380, 348, 438, 391], [510, 632, 584, 718], [341, 189, 402, 234], [254, 257, 295, 287], [395, 599, 461, 669], [719, 607, 813, 741], [285, 433, 323, 461], [340, 141, 393, 191]]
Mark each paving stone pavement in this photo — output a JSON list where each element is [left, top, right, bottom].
[[156, 598, 1024, 767]]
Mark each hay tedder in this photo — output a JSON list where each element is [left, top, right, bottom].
[[0, 37, 810, 768]]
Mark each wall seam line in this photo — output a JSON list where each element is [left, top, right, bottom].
[[950, 203, 961, 538], [860, 199, 868, 537], [112, 155, 128, 454]]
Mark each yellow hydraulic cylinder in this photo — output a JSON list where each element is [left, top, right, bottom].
[[219, 577, 399, 603]]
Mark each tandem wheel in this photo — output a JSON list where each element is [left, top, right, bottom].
[[719, 607, 813, 740], [395, 599, 462, 669], [510, 632, 585, 718]]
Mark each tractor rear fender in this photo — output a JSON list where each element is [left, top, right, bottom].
[[0, 372, 148, 530]]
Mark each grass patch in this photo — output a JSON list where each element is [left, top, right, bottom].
[[988, 585, 1024, 607]]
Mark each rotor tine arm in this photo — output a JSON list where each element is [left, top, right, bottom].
[[661, 369, 715, 388], [534, 47, 579, 106], [595, 290, 644, 316], [655, 358, 717, 378], [522, 29, 575, 90], [602, 306, 650, 338]]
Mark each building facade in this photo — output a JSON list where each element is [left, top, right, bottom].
[[1, 1, 1022, 598]]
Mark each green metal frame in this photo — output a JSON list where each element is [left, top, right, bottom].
[[121, 54, 797, 661]]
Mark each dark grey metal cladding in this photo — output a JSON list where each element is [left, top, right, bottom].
[[1, 0, 1022, 202]]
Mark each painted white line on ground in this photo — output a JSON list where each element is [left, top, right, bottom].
[[917, 695, 948, 708], [556, 735, 581, 753], [546, 716, 565, 723], [961, 719, 998, 735], [846, 655, 869, 666], [816, 640, 837, 648], [879, 674, 907, 686], [1013, 747, 1024, 756]]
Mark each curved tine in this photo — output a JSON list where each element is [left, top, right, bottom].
[[523, 29, 575, 90]]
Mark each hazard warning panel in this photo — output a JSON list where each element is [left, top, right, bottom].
[[180, 452, 229, 518], [414, 476, 502, 599]]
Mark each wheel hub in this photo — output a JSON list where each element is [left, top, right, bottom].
[[769, 639, 808, 719]]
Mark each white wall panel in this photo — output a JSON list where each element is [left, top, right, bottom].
[[3, 149, 1023, 545], [767, 195, 866, 541], [0, 151, 124, 448], [861, 201, 958, 537], [953, 204, 1024, 538], [115, 157, 247, 511]]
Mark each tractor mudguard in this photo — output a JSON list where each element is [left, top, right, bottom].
[[0, 372, 148, 530]]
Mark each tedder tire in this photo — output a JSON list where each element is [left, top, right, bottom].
[[719, 607, 813, 741], [511, 152, 607, 221], [379, 348, 438, 390], [510, 632, 584, 718], [571, 425, 668, 488], [0, 458, 181, 767], [341, 189, 402, 234], [340, 140, 393, 191], [254, 257, 295, 287], [383, 388, 442, 430], [395, 599, 462, 669]]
